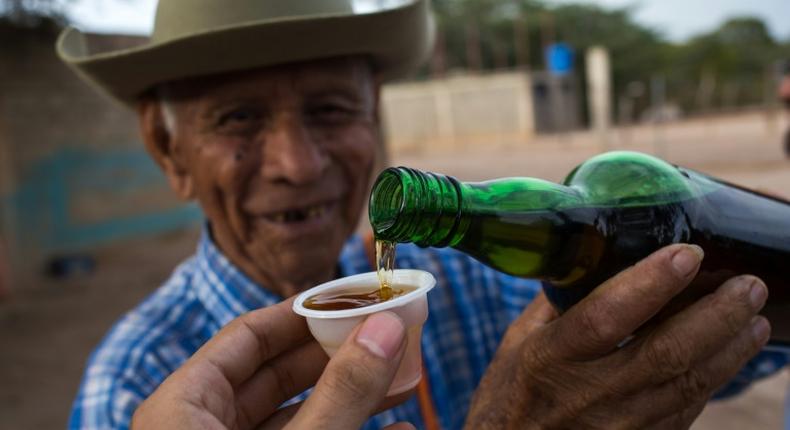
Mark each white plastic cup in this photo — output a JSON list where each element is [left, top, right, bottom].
[[293, 269, 436, 396]]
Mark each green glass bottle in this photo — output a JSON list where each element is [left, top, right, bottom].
[[369, 151, 790, 343]]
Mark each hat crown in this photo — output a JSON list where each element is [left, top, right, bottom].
[[152, 0, 355, 42]]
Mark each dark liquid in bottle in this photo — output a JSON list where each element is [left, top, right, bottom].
[[304, 285, 415, 311], [457, 180, 790, 343]]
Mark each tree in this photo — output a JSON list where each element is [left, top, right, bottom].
[[549, 3, 668, 121], [432, 1, 790, 118], [431, 0, 546, 72], [667, 17, 784, 111]]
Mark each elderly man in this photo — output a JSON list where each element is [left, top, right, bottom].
[[59, 1, 787, 429]]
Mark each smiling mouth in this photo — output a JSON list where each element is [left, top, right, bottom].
[[263, 202, 336, 224]]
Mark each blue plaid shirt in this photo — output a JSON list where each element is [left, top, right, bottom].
[[69, 230, 789, 429]]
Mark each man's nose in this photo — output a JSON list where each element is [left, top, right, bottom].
[[262, 114, 329, 185]]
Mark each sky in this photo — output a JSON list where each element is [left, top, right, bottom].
[[65, 0, 790, 42]]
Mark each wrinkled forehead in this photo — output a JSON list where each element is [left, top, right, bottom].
[[157, 56, 376, 103]]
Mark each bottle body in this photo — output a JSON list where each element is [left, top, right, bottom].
[[369, 152, 790, 344]]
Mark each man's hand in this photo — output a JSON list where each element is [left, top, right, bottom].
[[132, 297, 414, 430], [466, 244, 770, 429]]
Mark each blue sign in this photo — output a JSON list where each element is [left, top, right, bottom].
[[6, 147, 202, 253], [546, 42, 574, 76]]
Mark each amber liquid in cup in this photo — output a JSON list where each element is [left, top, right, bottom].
[[304, 285, 415, 311], [305, 239, 403, 311]]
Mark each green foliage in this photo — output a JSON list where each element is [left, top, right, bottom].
[[667, 17, 783, 110], [550, 3, 668, 117], [430, 0, 790, 117]]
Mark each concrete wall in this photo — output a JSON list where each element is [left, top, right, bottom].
[[0, 23, 200, 289], [381, 71, 536, 153]]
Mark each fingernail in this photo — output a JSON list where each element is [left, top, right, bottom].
[[749, 278, 768, 310], [356, 312, 406, 360], [751, 316, 770, 343], [672, 245, 704, 277]]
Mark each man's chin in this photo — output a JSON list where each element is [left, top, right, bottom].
[[271, 272, 333, 298], [261, 254, 341, 296], [244, 226, 350, 292]]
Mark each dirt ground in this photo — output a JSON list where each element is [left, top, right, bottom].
[[1, 111, 789, 429]]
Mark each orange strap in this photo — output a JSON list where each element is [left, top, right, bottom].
[[362, 232, 441, 430], [416, 365, 441, 430]]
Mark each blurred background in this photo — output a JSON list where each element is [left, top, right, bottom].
[[1, 0, 789, 428]]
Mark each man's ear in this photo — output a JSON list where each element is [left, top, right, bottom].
[[138, 98, 195, 200]]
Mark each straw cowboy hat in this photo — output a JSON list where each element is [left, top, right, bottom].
[[57, 0, 435, 106]]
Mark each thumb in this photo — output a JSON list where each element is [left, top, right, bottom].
[[286, 311, 408, 430]]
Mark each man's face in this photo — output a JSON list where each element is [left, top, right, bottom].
[[150, 58, 379, 296]]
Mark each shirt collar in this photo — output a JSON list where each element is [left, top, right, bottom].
[[192, 226, 372, 326], [193, 228, 282, 326]]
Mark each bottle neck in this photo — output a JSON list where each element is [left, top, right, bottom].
[[369, 167, 466, 247]]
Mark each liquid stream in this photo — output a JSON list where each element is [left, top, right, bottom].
[[376, 239, 396, 300]]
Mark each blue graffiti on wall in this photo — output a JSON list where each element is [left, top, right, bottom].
[[3, 147, 202, 253]]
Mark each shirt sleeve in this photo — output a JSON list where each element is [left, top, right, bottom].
[[68, 346, 168, 430], [68, 373, 146, 430]]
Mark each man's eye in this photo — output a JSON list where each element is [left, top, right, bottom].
[[308, 104, 356, 123], [218, 108, 260, 127]]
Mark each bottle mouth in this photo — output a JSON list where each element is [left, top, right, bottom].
[[369, 169, 405, 237], [369, 167, 464, 246]]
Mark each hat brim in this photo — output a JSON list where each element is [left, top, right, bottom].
[[57, 0, 434, 106]]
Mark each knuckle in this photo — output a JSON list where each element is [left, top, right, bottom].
[[643, 333, 692, 380], [521, 342, 550, 374], [709, 284, 754, 335], [720, 277, 752, 307], [674, 369, 712, 405], [322, 360, 377, 403], [272, 364, 298, 397], [575, 302, 618, 350], [723, 328, 764, 372], [720, 306, 747, 337], [238, 313, 273, 358], [223, 316, 245, 336]]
